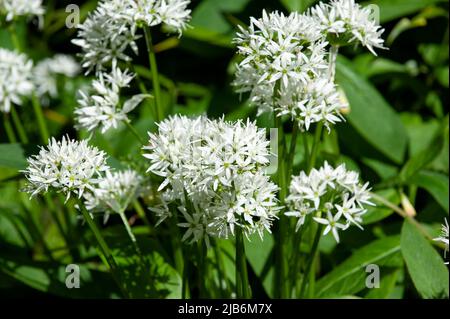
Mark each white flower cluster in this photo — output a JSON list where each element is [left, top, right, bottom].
[[22, 136, 109, 201], [310, 0, 385, 55], [285, 162, 373, 243], [83, 169, 142, 217], [435, 219, 449, 264], [233, 10, 346, 131], [134, 0, 191, 34], [0, 0, 45, 21], [0, 48, 34, 113], [75, 64, 150, 134], [34, 54, 80, 99], [234, 1, 385, 131], [73, 0, 191, 74], [72, 0, 140, 74], [143, 115, 280, 244]]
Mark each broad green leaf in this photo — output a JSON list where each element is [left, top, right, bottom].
[[399, 119, 447, 183], [280, 0, 318, 12], [245, 233, 274, 297], [0, 143, 27, 170], [401, 220, 449, 298], [336, 60, 408, 164], [0, 254, 119, 298], [316, 236, 401, 297], [362, 0, 446, 23], [365, 269, 401, 299], [410, 170, 449, 213]]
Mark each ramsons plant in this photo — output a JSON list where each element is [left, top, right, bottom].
[[0, 0, 448, 300]]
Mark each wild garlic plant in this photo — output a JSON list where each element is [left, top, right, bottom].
[[9, 0, 444, 301]]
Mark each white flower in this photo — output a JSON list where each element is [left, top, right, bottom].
[[309, 0, 385, 55], [435, 218, 449, 264], [314, 210, 347, 243], [75, 64, 150, 133], [22, 136, 109, 201], [72, 0, 140, 74], [143, 115, 280, 242], [0, 0, 44, 21], [0, 48, 34, 113], [134, 0, 191, 35], [233, 10, 347, 131], [83, 169, 142, 216], [285, 161, 374, 243], [33, 54, 80, 99]]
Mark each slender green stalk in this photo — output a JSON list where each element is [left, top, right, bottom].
[[328, 45, 339, 81], [43, 194, 72, 256], [80, 205, 129, 298], [31, 94, 49, 143], [197, 240, 207, 298], [10, 106, 28, 144], [286, 122, 299, 179], [235, 227, 251, 298], [124, 120, 146, 145], [3, 114, 17, 143], [308, 122, 324, 173], [303, 133, 310, 169], [133, 200, 152, 230], [182, 247, 191, 299], [143, 26, 163, 122], [169, 214, 184, 278], [8, 24, 22, 51], [299, 224, 323, 298], [213, 239, 226, 297]]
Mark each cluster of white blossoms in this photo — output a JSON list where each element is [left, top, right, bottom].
[[0, 0, 45, 22], [0, 48, 34, 113], [143, 115, 280, 243], [435, 219, 449, 264], [22, 136, 109, 201], [234, 1, 385, 131], [285, 162, 374, 243], [233, 10, 345, 131], [73, 0, 191, 74], [75, 63, 150, 134], [83, 169, 143, 218], [34, 54, 80, 99], [72, 0, 140, 74], [310, 0, 385, 55]]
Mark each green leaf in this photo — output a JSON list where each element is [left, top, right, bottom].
[[362, 0, 446, 23], [245, 233, 274, 297], [0, 143, 27, 170], [280, 0, 318, 12], [363, 189, 400, 225], [399, 119, 447, 183], [365, 269, 401, 299], [401, 220, 449, 298], [316, 236, 402, 297], [336, 59, 408, 164], [410, 170, 449, 213]]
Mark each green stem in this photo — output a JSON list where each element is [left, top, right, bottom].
[[274, 115, 289, 298], [286, 122, 299, 180], [308, 122, 323, 173], [3, 114, 17, 143], [10, 106, 28, 144], [133, 200, 152, 231], [8, 24, 22, 51], [143, 26, 163, 122], [80, 206, 130, 298], [124, 120, 146, 145], [197, 240, 207, 298], [235, 227, 251, 298], [213, 239, 226, 297], [303, 133, 310, 170], [299, 224, 323, 298], [31, 94, 49, 143]]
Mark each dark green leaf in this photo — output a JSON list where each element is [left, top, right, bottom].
[[401, 220, 449, 298]]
